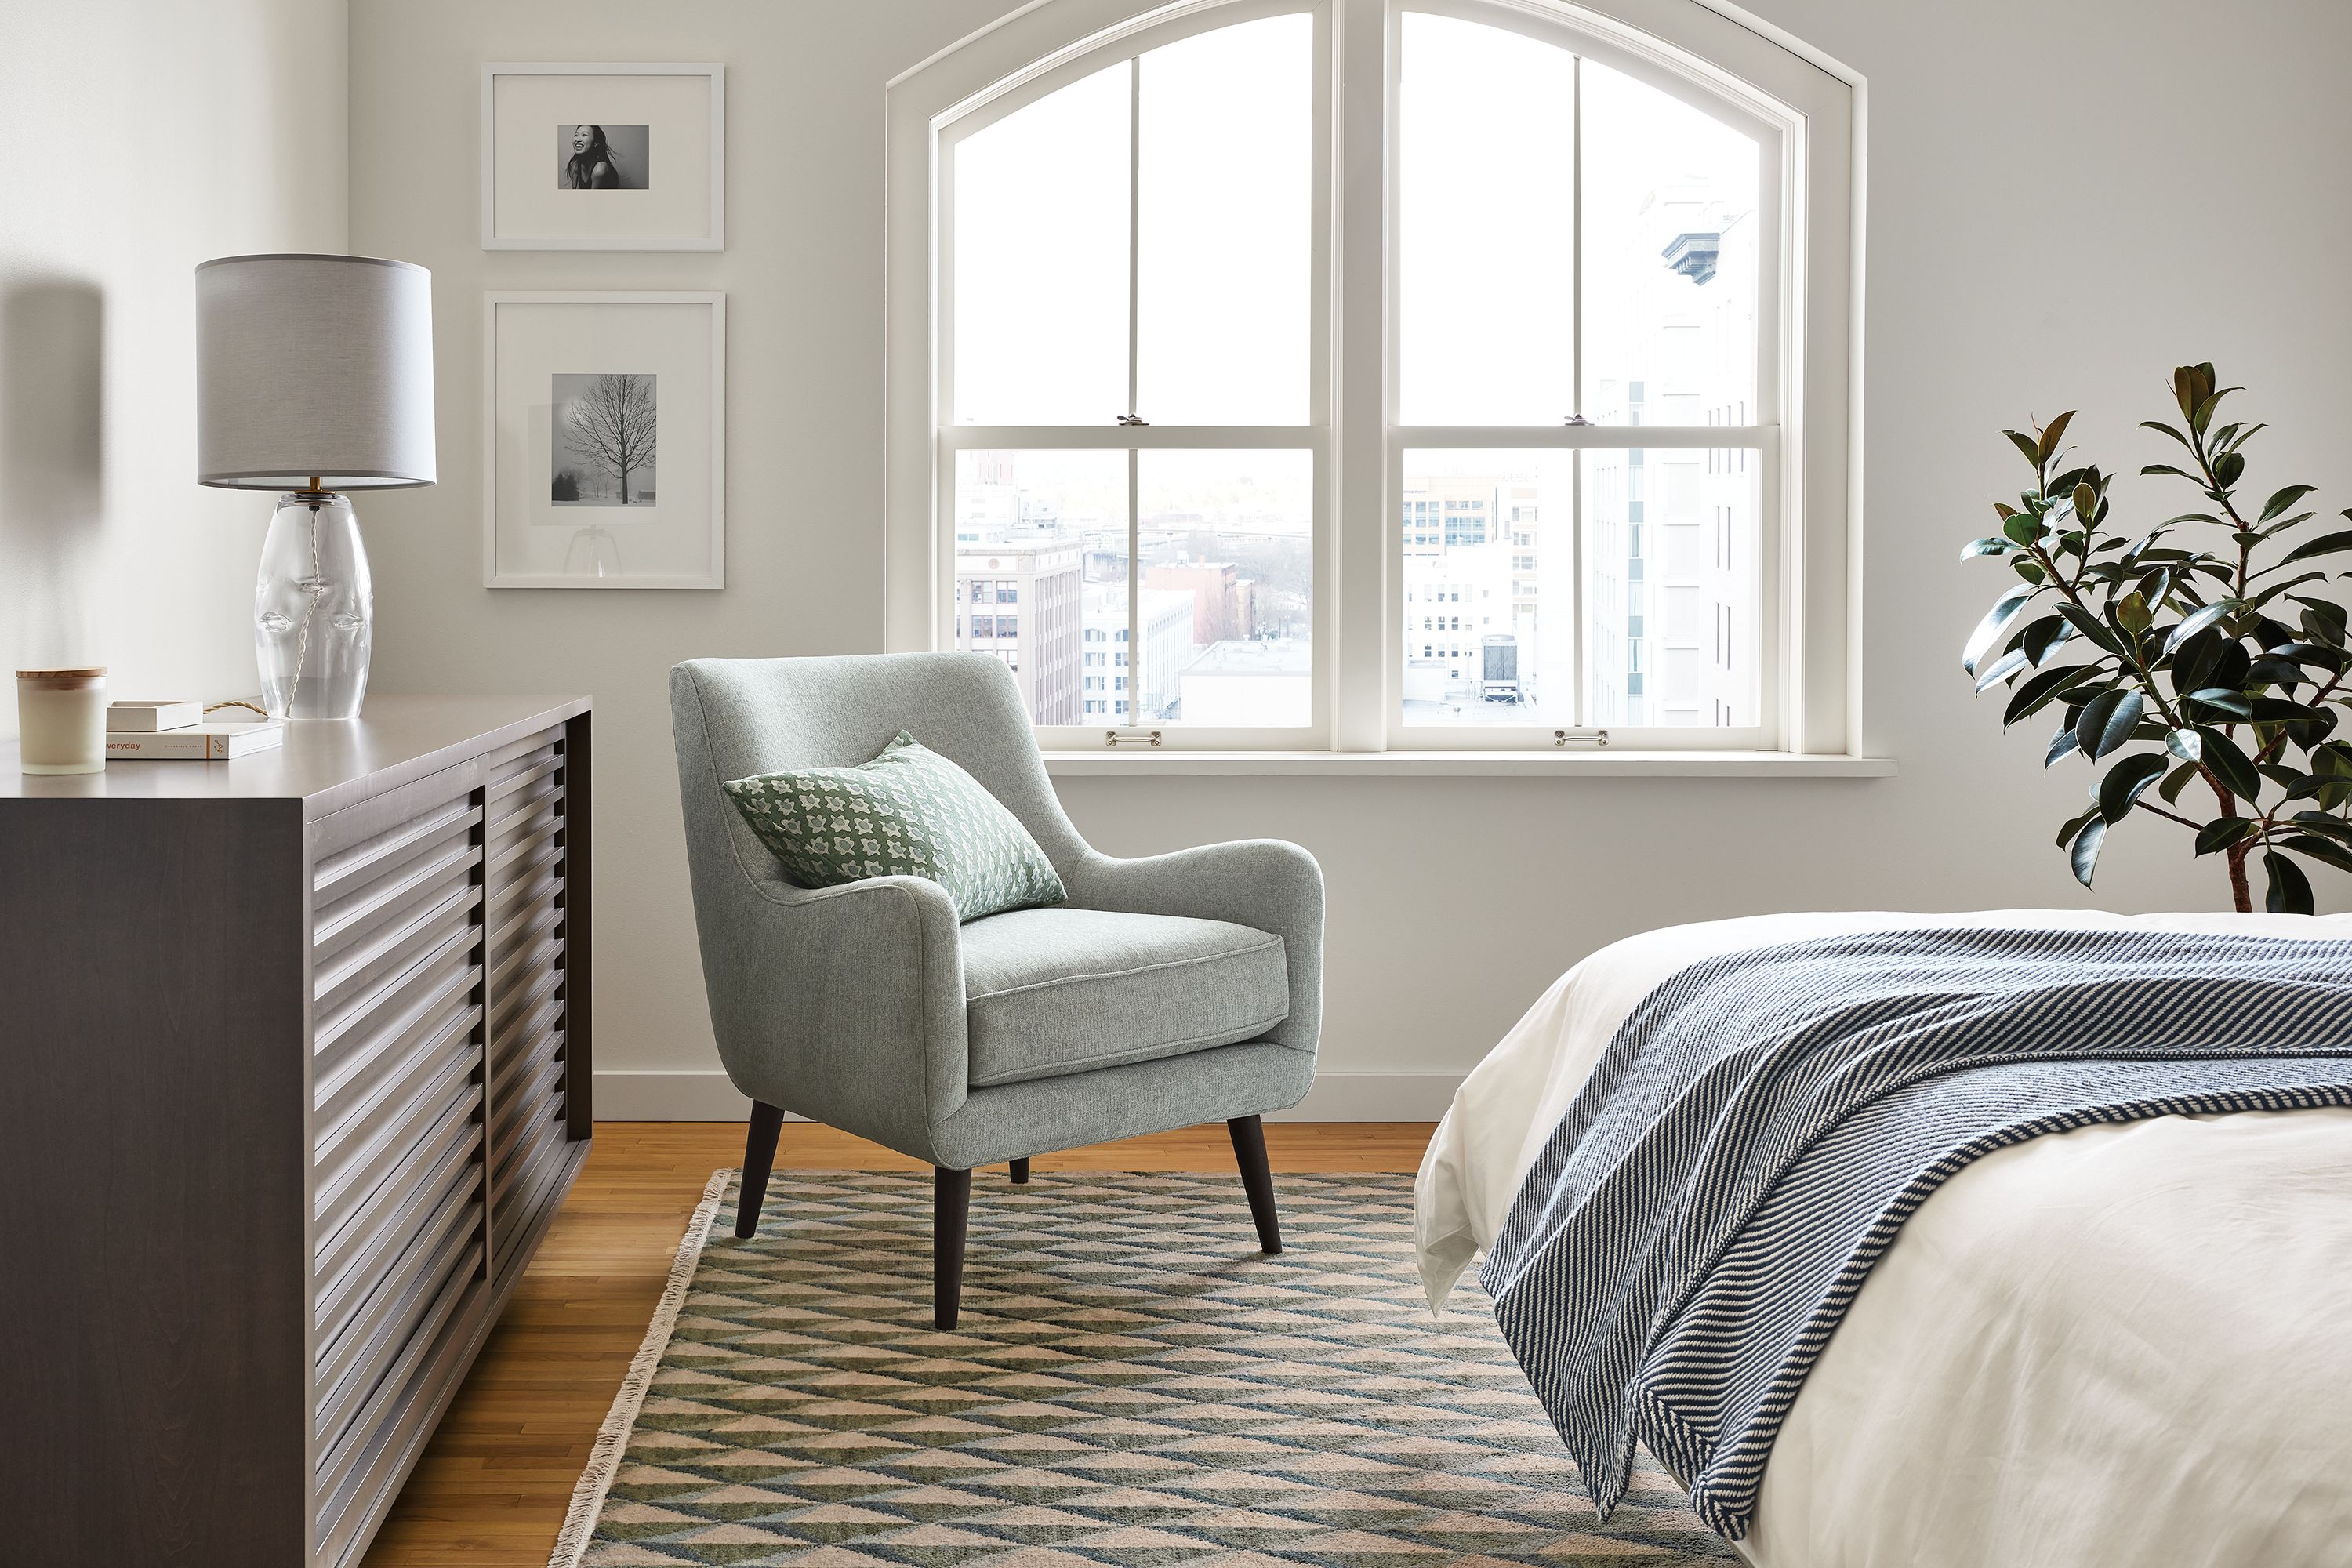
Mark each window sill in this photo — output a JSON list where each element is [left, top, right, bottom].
[[1041, 750, 1895, 779]]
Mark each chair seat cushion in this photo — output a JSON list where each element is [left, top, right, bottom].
[[960, 907, 1290, 1088]]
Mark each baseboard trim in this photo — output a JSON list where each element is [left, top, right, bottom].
[[591, 1069, 1464, 1123]]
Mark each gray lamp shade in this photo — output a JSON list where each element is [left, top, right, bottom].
[[196, 253, 436, 490]]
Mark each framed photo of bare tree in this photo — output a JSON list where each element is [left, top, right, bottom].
[[483, 292, 724, 588]]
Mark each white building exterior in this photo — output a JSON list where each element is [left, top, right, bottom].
[[954, 543, 1083, 724], [1178, 639, 1312, 728], [1587, 178, 1759, 728], [1081, 583, 1196, 724]]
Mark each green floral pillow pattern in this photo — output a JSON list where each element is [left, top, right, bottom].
[[721, 731, 1066, 922]]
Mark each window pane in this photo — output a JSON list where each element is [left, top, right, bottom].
[[1582, 446, 1759, 727], [952, 64, 1131, 423], [1399, 14, 1577, 426], [953, 450, 1127, 724], [1580, 60, 1759, 425], [1138, 15, 1313, 424], [1399, 450, 1576, 726], [1137, 450, 1312, 726]]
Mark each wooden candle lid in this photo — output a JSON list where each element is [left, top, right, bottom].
[[16, 668, 107, 689]]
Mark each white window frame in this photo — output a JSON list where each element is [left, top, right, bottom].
[[887, 0, 1862, 762]]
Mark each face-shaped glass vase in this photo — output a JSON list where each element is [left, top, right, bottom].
[[255, 491, 373, 720]]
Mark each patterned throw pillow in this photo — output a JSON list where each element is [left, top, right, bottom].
[[720, 730, 1066, 922]]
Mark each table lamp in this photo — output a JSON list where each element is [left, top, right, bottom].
[[196, 254, 435, 720]]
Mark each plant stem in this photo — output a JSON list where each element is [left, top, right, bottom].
[[2227, 839, 2254, 913]]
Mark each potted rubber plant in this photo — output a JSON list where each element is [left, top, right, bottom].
[[1962, 363, 2352, 913]]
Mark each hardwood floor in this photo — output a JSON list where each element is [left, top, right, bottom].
[[358, 1120, 1436, 1566]]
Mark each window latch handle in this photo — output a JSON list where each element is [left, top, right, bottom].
[[1563, 414, 1593, 426], [1555, 728, 1610, 747], [1116, 413, 1149, 426], [1105, 728, 1163, 748]]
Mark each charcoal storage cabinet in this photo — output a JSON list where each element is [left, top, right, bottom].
[[0, 695, 593, 1568]]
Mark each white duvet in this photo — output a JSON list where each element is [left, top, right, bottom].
[[1416, 910, 2352, 1568]]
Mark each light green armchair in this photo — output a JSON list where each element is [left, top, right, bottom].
[[669, 653, 1323, 1327]]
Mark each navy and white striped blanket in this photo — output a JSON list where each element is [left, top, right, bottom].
[[1479, 925, 2352, 1541]]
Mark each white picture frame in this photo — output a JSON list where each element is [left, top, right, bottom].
[[483, 292, 726, 590], [481, 62, 724, 250]]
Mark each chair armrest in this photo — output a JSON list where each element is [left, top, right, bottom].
[[1062, 840, 1323, 1054], [691, 866, 971, 1160]]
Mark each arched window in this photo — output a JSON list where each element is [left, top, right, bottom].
[[889, 0, 1857, 756]]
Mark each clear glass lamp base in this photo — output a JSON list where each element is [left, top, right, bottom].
[[256, 491, 373, 720]]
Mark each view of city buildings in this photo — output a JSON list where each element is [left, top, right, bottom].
[[953, 451, 1312, 728], [946, 27, 1760, 734], [1405, 62, 1762, 730]]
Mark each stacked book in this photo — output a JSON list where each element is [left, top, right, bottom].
[[106, 699, 285, 760]]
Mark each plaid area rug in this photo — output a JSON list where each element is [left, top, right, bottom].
[[551, 1169, 1737, 1566]]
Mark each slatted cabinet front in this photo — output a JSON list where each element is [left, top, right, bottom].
[[305, 720, 579, 1568]]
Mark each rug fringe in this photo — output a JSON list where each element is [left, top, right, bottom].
[[545, 1167, 733, 1568]]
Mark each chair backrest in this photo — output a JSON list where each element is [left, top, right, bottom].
[[670, 652, 1092, 883]]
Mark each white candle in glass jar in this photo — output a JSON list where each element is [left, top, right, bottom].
[[16, 667, 107, 774]]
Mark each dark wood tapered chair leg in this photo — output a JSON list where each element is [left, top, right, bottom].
[[1009, 1157, 1030, 1185], [736, 1101, 786, 1239], [1228, 1115, 1283, 1254], [934, 1167, 972, 1330]]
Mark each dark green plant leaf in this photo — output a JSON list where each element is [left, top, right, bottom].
[[2071, 816, 2108, 887], [2074, 688, 2145, 760], [2018, 615, 2071, 667], [2047, 727, 2081, 768], [2170, 629, 2225, 696], [1974, 648, 2031, 692], [2014, 557, 2047, 585], [2002, 512, 2042, 546], [2163, 599, 2238, 651], [2185, 688, 2255, 720], [1962, 585, 2034, 675], [2284, 834, 2352, 877], [2197, 727, 2263, 801], [2005, 429, 2042, 467], [2140, 419, 2193, 452], [2055, 601, 2126, 655], [2098, 753, 2170, 823], [2056, 804, 2100, 850], [2194, 816, 2255, 855], [2291, 810, 2352, 842], [2274, 529, 2352, 568], [2005, 663, 2099, 729], [2264, 851, 2314, 914], [2142, 463, 2198, 481], [2216, 450, 2246, 488], [1961, 536, 2010, 560], [2165, 728, 2202, 761], [2158, 759, 2201, 804], [2261, 485, 2320, 524]]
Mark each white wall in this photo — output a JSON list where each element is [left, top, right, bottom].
[[0, 0, 348, 715], [346, 0, 2352, 1118]]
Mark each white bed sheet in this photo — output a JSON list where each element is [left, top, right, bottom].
[[1416, 910, 2352, 1568]]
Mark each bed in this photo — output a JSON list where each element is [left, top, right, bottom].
[[1416, 909, 2352, 1568]]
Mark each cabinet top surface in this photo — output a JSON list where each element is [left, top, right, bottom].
[[0, 694, 589, 815]]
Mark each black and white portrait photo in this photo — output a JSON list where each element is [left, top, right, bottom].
[[552, 372, 658, 506], [557, 124, 650, 189]]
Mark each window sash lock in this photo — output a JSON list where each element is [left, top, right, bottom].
[[1105, 728, 1163, 748], [1555, 728, 1610, 748]]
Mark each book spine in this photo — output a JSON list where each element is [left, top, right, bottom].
[[106, 735, 223, 759]]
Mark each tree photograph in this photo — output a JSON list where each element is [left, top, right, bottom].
[[552, 372, 658, 506]]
